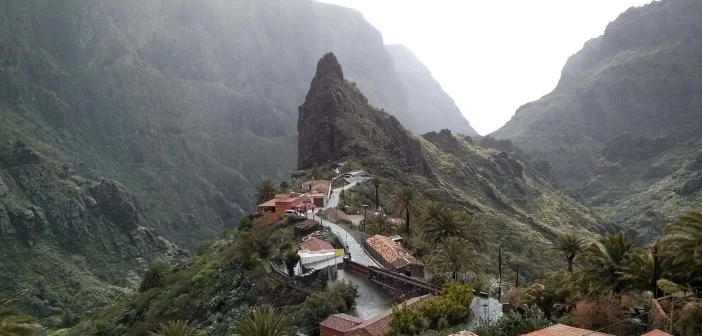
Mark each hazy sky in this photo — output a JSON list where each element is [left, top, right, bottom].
[[320, 0, 653, 134]]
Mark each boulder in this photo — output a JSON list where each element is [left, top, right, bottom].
[[678, 175, 702, 196]]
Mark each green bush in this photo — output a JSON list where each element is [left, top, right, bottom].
[[388, 282, 473, 335], [472, 307, 550, 336]]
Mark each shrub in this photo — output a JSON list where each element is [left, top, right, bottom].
[[297, 283, 359, 333], [60, 309, 79, 328], [472, 307, 549, 336], [139, 262, 169, 292]]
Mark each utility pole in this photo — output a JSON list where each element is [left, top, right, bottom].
[[653, 242, 660, 299], [515, 264, 520, 288], [362, 205, 368, 232], [498, 248, 502, 302]]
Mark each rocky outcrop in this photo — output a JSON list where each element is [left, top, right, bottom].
[[298, 53, 434, 178], [422, 129, 460, 154], [88, 180, 139, 232]]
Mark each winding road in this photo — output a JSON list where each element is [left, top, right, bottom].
[[310, 181, 379, 267]]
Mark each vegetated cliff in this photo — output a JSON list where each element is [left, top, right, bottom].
[[0, 0, 478, 318], [299, 53, 613, 277], [576, 134, 702, 243], [385, 44, 478, 136], [492, 0, 702, 187]]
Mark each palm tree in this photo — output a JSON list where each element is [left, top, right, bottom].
[[389, 186, 424, 237], [428, 237, 477, 281], [666, 212, 702, 264], [581, 232, 634, 293], [372, 177, 381, 209], [367, 214, 396, 236], [553, 232, 587, 273], [423, 210, 484, 249], [151, 320, 200, 336], [234, 306, 289, 336], [254, 178, 278, 205], [139, 262, 168, 292], [421, 202, 446, 225]]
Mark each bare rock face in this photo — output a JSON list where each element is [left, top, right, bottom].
[[298, 53, 434, 178]]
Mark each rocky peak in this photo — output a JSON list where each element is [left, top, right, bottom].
[[298, 53, 433, 178], [309, 52, 344, 92]]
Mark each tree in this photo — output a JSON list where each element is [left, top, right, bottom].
[[279, 181, 291, 194], [421, 202, 446, 225], [139, 262, 168, 292], [234, 307, 289, 336], [552, 232, 587, 273], [283, 248, 301, 277], [423, 210, 483, 247], [389, 186, 424, 237], [428, 237, 477, 281], [372, 177, 381, 209], [254, 178, 278, 205], [581, 232, 634, 293], [665, 212, 702, 278], [367, 214, 396, 236], [151, 320, 200, 336], [297, 283, 358, 334], [472, 307, 549, 336]]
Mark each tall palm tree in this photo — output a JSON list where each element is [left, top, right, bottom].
[[421, 202, 446, 225], [151, 320, 200, 336], [367, 214, 396, 236], [234, 306, 289, 336], [389, 186, 424, 237], [423, 210, 484, 249], [666, 212, 702, 264], [581, 232, 634, 293], [254, 178, 278, 205], [553, 232, 587, 273], [428, 237, 477, 281], [372, 177, 381, 209]]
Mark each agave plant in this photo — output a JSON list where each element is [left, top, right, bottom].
[[139, 262, 169, 292], [234, 306, 289, 336], [151, 320, 200, 336]]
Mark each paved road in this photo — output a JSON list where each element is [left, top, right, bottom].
[[309, 181, 379, 267]]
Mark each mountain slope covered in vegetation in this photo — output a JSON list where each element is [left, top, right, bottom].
[[0, 0, 476, 320], [492, 0, 702, 187]]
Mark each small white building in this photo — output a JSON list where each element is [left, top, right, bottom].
[[296, 237, 344, 273]]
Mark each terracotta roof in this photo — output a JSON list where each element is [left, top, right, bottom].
[[345, 295, 431, 336], [521, 324, 614, 336], [301, 237, 334, 252], [366, 235, 423, 268], [258, 199, 277, 207], [303, 180, 331, 194], [320, 313, 363, 332], [641, 330, 671, 336]]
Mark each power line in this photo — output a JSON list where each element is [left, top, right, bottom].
[[581, 295, 692, 336]]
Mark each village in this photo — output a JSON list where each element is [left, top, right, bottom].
[[253, 165, 674, 336]]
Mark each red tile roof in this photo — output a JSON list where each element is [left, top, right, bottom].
[[320, 313, 363, 332], [521, 324, 614, 336], [366, 235, 422, 268], [320, 295, 431, 336], [301, 237, 334, 252], [641, 330, 671, 336]]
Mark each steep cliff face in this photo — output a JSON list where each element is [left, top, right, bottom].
[[299, 53, 612, 276], [577, 134, 702, 243], [492, 0, 702, 187], [298, 53, 434, 177], [386, 44, 478, 136]]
